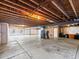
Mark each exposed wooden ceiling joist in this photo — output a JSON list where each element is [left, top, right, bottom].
[[4, 0, 33, 12], [0, 0, 79, 26], [51, 0, 70, 19], [69, 0, 78, 18], [4, 0, 59, 23], [0, 1, 45, 21], [30, 0, 64, 20], [0, 11, 49, 26], [0, 7, 23, 17], [3, 0, 65, 22], [19, 0, 63, 22], [0, 10, 37, 24], [18, 0, 63, 22]]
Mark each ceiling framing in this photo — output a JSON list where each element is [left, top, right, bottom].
[[0, 0, 79, 26]]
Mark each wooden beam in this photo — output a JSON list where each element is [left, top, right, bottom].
[[4, 0, 53, 20], [51, 0, 70, 19], [0, 11, 24, 19], [0, 1, 26, 13], [0, 1, 39, 22], [69, 0, 77, 17], [4, 0, 63, 22], [30, 0, 39, 5], [0, 13, 30, 25], [18, 0, 61, 22], [24, 0, 48, 13], [0, 3, 49, 26], [30, 0, 64, 20], [18, 0, 36, 9], [0, 7, 22, 17], [5, 0, 34, 11], [5, 0, 47, 18], [1, 0, 33, 17], [0, 10, 30, 21], [42, 7, 64, 19], [0, 8, 49, 25], [0, 0, 63, 25], [0, 8, 38, 24], [37, 9, 61, 22], [0, 10, 40, 26]]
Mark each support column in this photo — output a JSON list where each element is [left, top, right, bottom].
[[0, 24, 1, 45], [53, 26, 59, 38], [0, 23, 8, 45]]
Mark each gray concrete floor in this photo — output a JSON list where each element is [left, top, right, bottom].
[[0, 35, 79, 59]]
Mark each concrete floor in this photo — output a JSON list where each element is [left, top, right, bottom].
[[0, 35, 79, 59]]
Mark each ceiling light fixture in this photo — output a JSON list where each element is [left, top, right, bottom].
[[46, 19, 54, 23]]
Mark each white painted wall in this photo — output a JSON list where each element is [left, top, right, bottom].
[[64, 26, 79, 34], [8, 25, 41, 36], [46, 26, 59, 39]]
